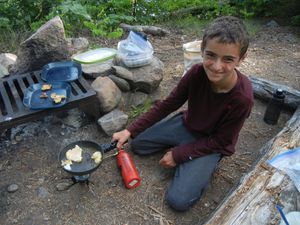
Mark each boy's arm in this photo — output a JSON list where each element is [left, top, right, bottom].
[[127, 69, 194, 138], [172, 101, 252, 164]]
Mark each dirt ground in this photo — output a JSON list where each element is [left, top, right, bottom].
[[1, 22, 300, 225]]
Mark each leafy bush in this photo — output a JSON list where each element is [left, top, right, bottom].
[[291, 15, 300, 26], [0, 0, 299, 43]]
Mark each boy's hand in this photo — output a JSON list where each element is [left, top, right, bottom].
[[112, 129, 131, 148], [159, 151, 176, 168]]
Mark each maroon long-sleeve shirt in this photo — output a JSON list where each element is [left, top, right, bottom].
[[127, 64, 254, 163]]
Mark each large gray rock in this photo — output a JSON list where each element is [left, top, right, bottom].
[[114, 56, 164, 94], [0, 53, 17, 70], [127, 91, 148, 108], [0, 64, 9, 78], [97, 109, 128, 136], [112, 65, 133, 81], [109, 75, 131, 92], [11, 16, 70, 74], [81, 59, 114, 79], [67, 37, 89, 55], [91, 77, 122, 113]]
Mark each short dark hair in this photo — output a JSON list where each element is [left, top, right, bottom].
[[201, 16, 249, 58]]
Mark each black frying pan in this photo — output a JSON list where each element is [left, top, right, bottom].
[[59, 140, 117, 176]]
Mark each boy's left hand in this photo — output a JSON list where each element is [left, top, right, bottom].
[[159, 151, 176, 168]]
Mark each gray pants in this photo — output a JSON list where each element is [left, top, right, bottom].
[[131, 113, 221, 211]]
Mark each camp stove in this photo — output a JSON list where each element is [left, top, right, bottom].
[[72, 174, 90, 184], [58, 140, 118, 189]]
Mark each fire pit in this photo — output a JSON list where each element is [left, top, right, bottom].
[[0, 70, 99, 131]]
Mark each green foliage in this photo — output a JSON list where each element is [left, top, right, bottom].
[[128, 98, 152, 120], [0, 27, 30, 53], [0, 0, 60, 29], [291, 15, 300, 26], [163, 15, 208, 35], [84, 13, 133, 38], [0, 0, 299, 45]]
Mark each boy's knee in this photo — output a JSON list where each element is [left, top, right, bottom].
[[166, 190, 197, 212], [130, 138, 144, 155]]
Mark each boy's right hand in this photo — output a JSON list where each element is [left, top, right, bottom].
[[112, 129, 131, 149]]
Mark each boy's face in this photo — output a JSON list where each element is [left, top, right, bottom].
[[202, 38, 245, 86]]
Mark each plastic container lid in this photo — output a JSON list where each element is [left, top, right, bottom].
[[183, 40, 202, 53], [72, 48, 117, 64]]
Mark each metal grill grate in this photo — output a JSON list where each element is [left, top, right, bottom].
[[0, 71, 98, 131]]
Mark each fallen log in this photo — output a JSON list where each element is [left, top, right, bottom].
[[119, 23, 170, 36], [204, 78, 300, 225], [249, 75, 300, 110], [170, 6, 213, 17]]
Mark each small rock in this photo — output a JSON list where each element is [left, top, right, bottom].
[[204, 202, 210, 208], [56, 182, 72, 191], [109, 74, 131, 92], [112, 65, 134, 81], [7, 184, 19, 193], [98, 109, 129, 136], [266, 20, 279, 28], [37, 187, 49, 198], [15, 135, 23, 142]]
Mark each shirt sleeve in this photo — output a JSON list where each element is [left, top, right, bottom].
[[172, 98, 253, 163]]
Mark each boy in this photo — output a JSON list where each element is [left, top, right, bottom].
[[112, 16, 254, 211]]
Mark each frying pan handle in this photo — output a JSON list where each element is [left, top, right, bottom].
[[101, 141, 118, 153]]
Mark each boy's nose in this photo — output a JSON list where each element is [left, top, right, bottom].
[[212, 59, 223, 71]]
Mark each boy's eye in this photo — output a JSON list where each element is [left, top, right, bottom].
[[224, 58, 234, 62], [204, 52, 215, 58]]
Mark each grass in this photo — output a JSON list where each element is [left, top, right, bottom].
[[243, 18, 264, 37], [0, 28, 31, 53], [162, 16, 263, 39], [128, 98, 153, 121], [162, 15, 209, 36]]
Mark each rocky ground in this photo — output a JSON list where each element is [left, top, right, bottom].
[[0, 21, 300, 225]]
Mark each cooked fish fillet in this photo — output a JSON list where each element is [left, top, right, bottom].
[[66, 145, 83, 162], [41, 84, 52, 91], [40, 92, 48, 98], [50, 93, 66, 104]]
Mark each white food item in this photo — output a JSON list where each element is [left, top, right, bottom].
[[91, 151, 102, 164], [66, 145, 83, 162], [61, 159, 72, 170]]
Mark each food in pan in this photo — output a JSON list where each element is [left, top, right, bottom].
[[40, 92, 48, 98], [91, 151, 102, 164], [61, 159, 73, 170], [41, 84, 52, 91], [50, 92, 66, 104], [66, 145, 83, 162]]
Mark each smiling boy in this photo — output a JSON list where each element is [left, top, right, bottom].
[[112, 16, 254, 211]]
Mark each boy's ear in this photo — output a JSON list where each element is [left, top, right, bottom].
[[237, 52, 247, 66]]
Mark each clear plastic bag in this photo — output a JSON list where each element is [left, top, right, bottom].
[[268, 147, 300, 192], [117, 31, 153, 68]]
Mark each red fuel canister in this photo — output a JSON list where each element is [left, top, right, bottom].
[[116, 149, 141, 189]]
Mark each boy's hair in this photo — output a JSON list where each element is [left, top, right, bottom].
[[201, 16, 249, 58]]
